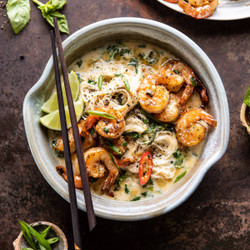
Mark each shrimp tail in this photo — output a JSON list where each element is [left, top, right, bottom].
[[179, 84, 194, 105], [101, 171, 119, 193], [195, 79, 209, 105]]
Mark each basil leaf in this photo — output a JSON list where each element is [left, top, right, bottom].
[[244, 86, 250, 107], [174, 171, 187, 183], [7, 0, 30, 34]]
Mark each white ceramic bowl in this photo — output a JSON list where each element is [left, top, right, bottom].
[[23, 18, 229, 221]]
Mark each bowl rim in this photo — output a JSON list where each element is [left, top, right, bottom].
[[23, 17, 230, 221]]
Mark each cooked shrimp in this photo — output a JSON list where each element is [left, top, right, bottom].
[[56, 165, 83, 189], [85, 147, 119, 192], [137, 74, 170, 114], [154, 94, 180, 122], [159, 59, 196, 105], [83, 108, 125, 139], [175, 108, 217, 146], [55, 120, 96, 153], [178, 0, 218, 19], [58, 147, 119, 192]]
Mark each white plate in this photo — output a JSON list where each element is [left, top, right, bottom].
[[157, 0, 250, 20]]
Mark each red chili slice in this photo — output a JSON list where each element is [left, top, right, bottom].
[[139, 151, 153, 186]]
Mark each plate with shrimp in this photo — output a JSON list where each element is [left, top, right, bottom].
[[23, 18, 229, 220], [157, 0, 250, 20]]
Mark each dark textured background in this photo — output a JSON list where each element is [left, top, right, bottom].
[[0, 0, 249, 249]]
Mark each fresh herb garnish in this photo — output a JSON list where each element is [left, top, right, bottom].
[[90, 128, 95, 137], [190, 77, 197, 87], [103, 127, 109, 133], [131, 196, 141, 201], [125, 184, 130, 194], [114, 171, 127, 191], [122, 141, 128, 147], [88, 79, 97, 85], [107, 45, 131, 60], [174, 171, 187, 183], [86, 110, 116, 119], [173, 69, 180, 74], [143, 119, 149, 124], [33, 0, 69, 34], [244, 85, 250, 107], [172, 149, 184, 166], [192, 152, 198, 157], [108, 152, 120, 171], [98, 75, 103, 90], [127, 57, 138, 74], [124, 78, 130, 92], [7, 0, 31, 34], [105, 140, 122, 155], [141, 191, 148, 197], [114, 73, 124, 77]]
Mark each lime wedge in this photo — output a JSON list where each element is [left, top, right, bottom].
[[39, 100, 84, 131], [41, 71, 80, 113]]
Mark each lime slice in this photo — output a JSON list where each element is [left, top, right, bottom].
[[41, 71, 80, 113], [39, 100, 84, 131]]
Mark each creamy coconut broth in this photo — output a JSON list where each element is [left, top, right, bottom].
[[48, 41, 216, 201]]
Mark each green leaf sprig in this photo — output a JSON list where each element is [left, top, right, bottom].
[[19, 221, 59, 250], [33, 0, 69, 34], [7, 0, 31, 34]]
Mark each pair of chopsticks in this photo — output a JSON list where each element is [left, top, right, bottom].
[[50, 18, 96, 249]]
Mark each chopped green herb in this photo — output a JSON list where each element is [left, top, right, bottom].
[[103, 127, 109, 133], [90, 128, 95, 137], [124, 78, 130, 92], [143, 119, 149, 124], [108, 152, 120, 171], [122, 141, 128, 147], [131, 196, 141, 201], [192, 152, 198, 157], [114, 73, 124, 77], [141, 191, 148, 197], [173, 69, 180, 74], [105, 140, 122, 155], [114, 171, 127, 191], [127, 57, 138, 74], [174, 171, 187, 183], [107, 44, 131, 60], [244, 85, 250, 107], [88, 79, 97, 85], [76, 59, 83, 68], [125, 184, 130, 194], [98, 75, 103, 90], [172, 149, 184, 166], [190, 77, 197, 87], [124, 132, 141, 141]]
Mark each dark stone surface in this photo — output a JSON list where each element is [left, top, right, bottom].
[[0, 0, 249, 249]]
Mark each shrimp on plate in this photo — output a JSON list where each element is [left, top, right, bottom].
[[158, 59, 197, 106], [55, 120, 96, 153], [175, 108, 217, 147], [137, 74, 170, 114], [154, 93, 180, 122], [57, 147, 119, 193], [178, 0, 218, 19], [83, 107, 125, 139]]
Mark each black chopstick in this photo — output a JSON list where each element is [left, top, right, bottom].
[[50, 30, 83, 249], [52, 18, 96, 231]]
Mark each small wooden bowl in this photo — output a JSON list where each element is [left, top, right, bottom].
[[13, 221, 68, 250], [240, 103, 250, 134]]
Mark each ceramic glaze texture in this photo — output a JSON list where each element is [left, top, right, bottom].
[[23, 18, 229, 220]]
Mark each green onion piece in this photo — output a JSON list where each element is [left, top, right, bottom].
[[19, 221, 37, 250], [125, 184, 130, 194], [47, 237, 59, 244], [122, 141, 128, 147], [174, 171, 187, 183], [109, 152, 120, 171], [190, 77, 197, 87], [173, 69, 179, 74], [140, 109, 172, 130], [131, 196, 141, 201], [21, 221, 51, 250], [22, 248, 34, 250], [98, 75, 103, 90], [109, 144, 122, 155], [243, 85, 250, 107], [86, 110, 116, 119], [141, 191, 148, 197], [124, 78, 130, 92], [40, 225, 51, 238], [39, 243, 47, 250], [103, 127, 109, 133]]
